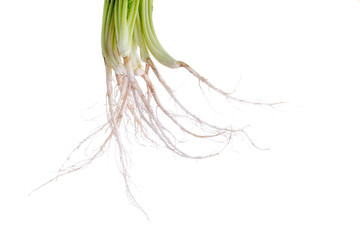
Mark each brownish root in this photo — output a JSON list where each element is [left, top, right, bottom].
[[33, 57, 277, 218]]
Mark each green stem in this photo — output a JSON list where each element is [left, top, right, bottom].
[[102, 0, 180, 69], [139, 0, 178, 67]]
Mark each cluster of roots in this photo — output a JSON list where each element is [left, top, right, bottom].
[[34, 56, 279, 217]]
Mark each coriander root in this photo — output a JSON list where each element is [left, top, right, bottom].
[[34, 0, 279, 217]]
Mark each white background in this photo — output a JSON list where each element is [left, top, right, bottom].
[[1, 0, 360, 239]]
